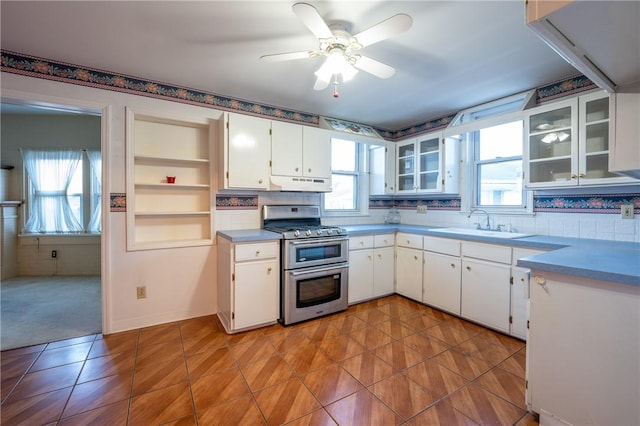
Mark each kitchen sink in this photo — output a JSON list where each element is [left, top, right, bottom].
[[428, 227, 533, 239]]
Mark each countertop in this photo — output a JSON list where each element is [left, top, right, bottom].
[[343, 224, 640, 286], [217, 229, 282, 242], [217, 225, 640, 286]]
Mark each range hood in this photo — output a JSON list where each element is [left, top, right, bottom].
[[270, 175, 332, 192], [526, 0, 640, 93]]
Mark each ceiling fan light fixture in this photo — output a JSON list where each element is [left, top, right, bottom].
[[315, 49, 358, 84]]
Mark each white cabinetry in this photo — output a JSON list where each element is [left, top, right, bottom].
[[271, 122, 331, 179], [461, 242, 512, 333], [510, 247, 547, 340], [126, 108, 213, 250], [219, 112, 271, 190], [369, 143, 396, 195], [396, 132, 459, 194], [423, 236, 461, 315], [373, 234, 395, 298], [395, 233, 423, 301], [527, 271, 640, 426], [348, 234, 395, 304], [609, 93, 640, 178], [217, 237, 280, 333], [525, 92, 635, 188]]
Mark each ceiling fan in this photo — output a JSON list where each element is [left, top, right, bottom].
[[260, 3, 412, 95]]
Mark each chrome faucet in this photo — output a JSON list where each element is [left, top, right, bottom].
[[468, 208, 490, 230]]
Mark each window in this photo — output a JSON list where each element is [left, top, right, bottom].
[[471, 120, 526, 209], [22, 149, 101, 234], [323, 138, 363, 213]]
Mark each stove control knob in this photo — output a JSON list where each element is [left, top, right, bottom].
[[294, 230, 300, 237], [305, 229, 312, 236], [316, 229, 322, 235], [327, 229, 333, 235], [336, 228, 342, 234]]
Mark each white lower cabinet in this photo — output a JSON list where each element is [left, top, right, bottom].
[[461, 241, 512, 333], [373, 245, 395, 297], [395, 246, 423, 301], [423, 236, 462, 315], [217, 237, 280, 333], [348, 234, 394, 304], [424, 252, 461, 315]]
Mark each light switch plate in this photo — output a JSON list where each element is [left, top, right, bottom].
[[417, 205, 428, 214], [621, 204, 634, 219]]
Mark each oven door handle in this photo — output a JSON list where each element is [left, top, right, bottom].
[[289, 237, 348, 246], [289, 264, 348, 276]]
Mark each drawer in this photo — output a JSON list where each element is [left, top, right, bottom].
[[423, 236, 460, 257], [512, 247, 547, 265], [396, 233, 423, 249], [374, 234, 395, 248], [235, 241, 279, 262], [349, 235, 374, 250], [462, 241, 511, 264]]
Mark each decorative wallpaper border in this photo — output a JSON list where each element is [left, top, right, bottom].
[[370, 196, 461, 211], [1, 50, 596, 141], [535, 74, 598, 104], [533, 193, 640, 214], [0, 50, 318, 126], [216, 194, 259, 210], [109, 193, 126, 212]]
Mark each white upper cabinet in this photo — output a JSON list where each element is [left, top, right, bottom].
[[270, 123, 332, 191], [302, 126, 332, 179], [271, 120, 303, 177], [525, 92, 635, 188], [219, 112, 271, 190], [369, 142, 396, 195], [609, 93, 640, 179], [396, 132, 459, 194]]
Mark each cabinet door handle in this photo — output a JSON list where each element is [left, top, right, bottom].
[[308, 168, 312, 173], [267, 267, 272, 273], [414, 255, 418, 260], [378, 254, 382, 259], [466, 266, 471, 271], [295, 167, 299, 172], [258, 178, 263, 184], [450, 263, 456, 268], [255, 250, 260, 256], [579, 172, 585, 178], [368, 255, 372, 260], [571, 174, 577, 179]]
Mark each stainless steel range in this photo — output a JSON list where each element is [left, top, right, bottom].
[[263, 205, 349, 325]]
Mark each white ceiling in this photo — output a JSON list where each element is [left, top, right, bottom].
[[1, 1, 580, 131]]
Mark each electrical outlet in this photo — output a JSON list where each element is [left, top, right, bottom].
[[621, 204, 635, 219], [51, 250, 57, 258], [416, 205, 428, 214], [136, 286, 146, 299]]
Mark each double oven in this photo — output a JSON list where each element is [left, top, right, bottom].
[[263, 205, 349, 325]]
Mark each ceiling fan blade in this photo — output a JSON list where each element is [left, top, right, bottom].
[[260, 51, 313, 62], [353, 13, 412, 48], [354, 56, 396, 79], [313, 77, 330, 91], [292, 3, 333, 39]]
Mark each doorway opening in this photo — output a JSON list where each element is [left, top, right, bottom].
[[0, 101, 103, 351]]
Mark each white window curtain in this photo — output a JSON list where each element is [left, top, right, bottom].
[[21, 149, 84, 233], [86, 150, 102, 233]]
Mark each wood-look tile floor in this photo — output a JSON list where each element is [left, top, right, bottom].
[[0, 295, 539, 425]]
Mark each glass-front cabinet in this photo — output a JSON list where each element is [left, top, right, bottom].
[[396, 132, 458, 193], [525, 91, 633, 188], [526, 99, 577, 186]]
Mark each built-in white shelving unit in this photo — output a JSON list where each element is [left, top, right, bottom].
[[126, 108, 214, 250]]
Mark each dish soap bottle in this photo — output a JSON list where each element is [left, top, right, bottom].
[[386, 206, 401, 224]]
